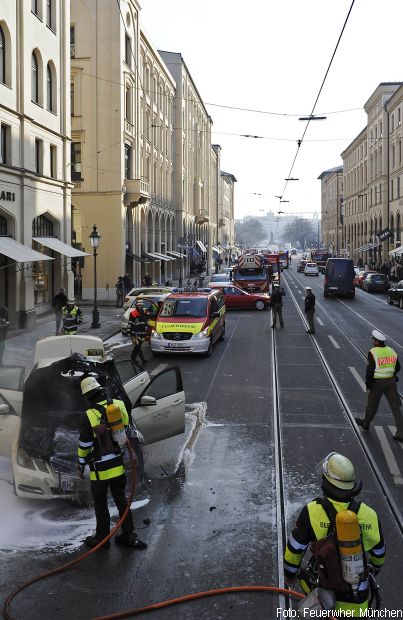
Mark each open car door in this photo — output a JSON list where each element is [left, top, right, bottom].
[[131, 366, 185, 445], [0, 366, 25, 457], [114, 359, 151, 406]]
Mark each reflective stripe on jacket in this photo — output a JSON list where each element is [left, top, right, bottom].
[[370, 346, 398, 379], [77, 399, 128, 481]]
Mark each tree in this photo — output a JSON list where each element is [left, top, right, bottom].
[[283, 217, 317, 248], [235, 217, 266, 247]]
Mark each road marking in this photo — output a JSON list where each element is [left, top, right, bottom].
[[150, 363, 168, 376], [374, 426, 403, 485], [317, 318, 324, 326], [328, 335, 340, 349], [349, 367, 366, 392], [389, 426, 403, 449]]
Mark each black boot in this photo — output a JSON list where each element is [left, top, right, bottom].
[[85, 535, 110, 548], [115, 533, 147, 549]]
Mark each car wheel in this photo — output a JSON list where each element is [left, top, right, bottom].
[[204, 338, 213, 357], [255, 300, 265, 310], [388, 296, 393, 305], [218, 322, 225, 341], [400, 298, 403, 310]]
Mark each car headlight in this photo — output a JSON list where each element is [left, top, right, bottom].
[[16, 447, 36, 470], [151, 330, 163, 339], [192, 329, 209, 340]]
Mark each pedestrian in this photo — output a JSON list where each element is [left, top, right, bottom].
[[381, 262, 389, 277], [164, 279, 172, 287], [270, 283, 284, 329], [77, 377, 147, 549], [304, 286, 316, 334], [144, 273, 152, 286], [128, 299, 149, 365], [397, 263, 403, 281], [284, 452, 385, 617], [52, 288, 67, 335], [355, 330, 403, 442], [61, 298, 83, 335], [115, 276, 125, 307], [0, 306, 9, 365], [123, 273, 132, 295]]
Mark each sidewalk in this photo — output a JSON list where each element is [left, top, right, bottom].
[[3, 306, 124, 373]]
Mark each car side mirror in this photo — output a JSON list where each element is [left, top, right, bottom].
[[211, 311, 220, 318], [0, 404, 10, 414], [140, 395, 157, 406]]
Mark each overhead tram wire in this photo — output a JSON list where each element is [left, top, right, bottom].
[[278, 0, 357, 202]]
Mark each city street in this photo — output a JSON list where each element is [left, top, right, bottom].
[[1, 261, 402, 619]]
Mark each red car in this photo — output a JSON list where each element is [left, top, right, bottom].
[[209, 283, 270, 310], [355, 270, 376, 288]]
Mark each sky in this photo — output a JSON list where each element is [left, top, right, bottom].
[[139, 0, 403, 220]]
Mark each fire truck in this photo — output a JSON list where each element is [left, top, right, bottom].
[[232, 254, 271, 293], [310, 249, 331, 274], [278, 251, 289, 269]]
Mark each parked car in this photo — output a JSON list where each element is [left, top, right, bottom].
[[122, 286, 173, 310], [387, 280, 403, 309], [297, 260, 308, 273], [121, 292, 170, 335], [324, 258, 355, 298], [362, 273, 389, 293], [0, 335, 185, 500], [209, 283, 270, 310], [304, 262, 319, 276], [355, 270, 376, 288]]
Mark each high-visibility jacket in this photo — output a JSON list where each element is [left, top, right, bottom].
[[77, 399, 129, 481], [370, 345, 398, 379], [284, 496, 385, 616], [62, 305, 83, 334]]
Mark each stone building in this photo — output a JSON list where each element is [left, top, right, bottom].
[[318, 166, 343, 255]]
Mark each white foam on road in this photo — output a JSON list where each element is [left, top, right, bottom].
[[0, 457, 148, 553]]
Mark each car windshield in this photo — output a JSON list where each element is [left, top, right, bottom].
[[370, 275, 386, 281], [160, 298, 208, 318]]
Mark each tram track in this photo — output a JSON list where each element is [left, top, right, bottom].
[[282, 274, 403, 535]]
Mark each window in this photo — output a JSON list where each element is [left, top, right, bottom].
[[70, 142, 81, 180], [398, 108, 401, 126], [125, 85, 132, 122], [0, 215, 7, 235], [125, 34, 131, 67], [398, 176, 401, 199], [46, 0, 54, 30], [70, 82, 74, 115], [50, 144, 56, 178], [31, 0, 39, 16], [70, 26, 75, 58], [0, 25, 5, 85], [124, 144, 131, 179], [31, 52, 39, 102], [35, 138, 43, 174], [46, 63, 54, 111], [33, 214, 54, 236], [391, 115, 394, 132], [1, 123, 11, 165]]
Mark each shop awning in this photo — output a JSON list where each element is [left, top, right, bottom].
[[33, 237, 90, 257], [126, 252, 147, 263], [0, 237, 54, 262], [142, 252, 160, 262], [152, 252, 173, 262], [211, 245, 223, 253], [389, 245, 403, 255], [196, 240, 207, 253], [356, 243, 371, 252], [167, 250, 183, 259]]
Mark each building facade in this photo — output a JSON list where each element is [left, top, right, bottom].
[[318, 166, 343, 255], [0, 0, 74, 328], [219, 171, 236, 253]]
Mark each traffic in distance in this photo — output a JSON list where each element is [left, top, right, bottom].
[[0, 246, 402, 619]]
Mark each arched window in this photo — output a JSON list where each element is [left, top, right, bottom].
[[32, 214, 54, 237], [47, 63, 53, 111], [0, 26, 5, 85], [31, 51, 38, 102], [0, 215, 7, 236]]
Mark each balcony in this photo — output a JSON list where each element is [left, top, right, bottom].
[[123, 179, 149, 206], [195, 210, 210, 225], [218, 217, 226, 227]]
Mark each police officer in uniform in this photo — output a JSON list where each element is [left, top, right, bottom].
[[270, 283, 284, 329], [77, 377, 147, 549], [355, 330, 403, 442], [284, 452, 385, 616], [304, 286, 316, 334]]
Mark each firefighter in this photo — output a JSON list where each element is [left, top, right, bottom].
[[61, 298, 83, 335], [270, 283, 284, 329], [304, 286, 316, 334], [284, 452, 385, 616], [77, 376, 147, 549], [128, 298, 149, 365], [355, 330, 403, 441]]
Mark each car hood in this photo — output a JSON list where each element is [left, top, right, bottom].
[[19, 354, 132, 466]]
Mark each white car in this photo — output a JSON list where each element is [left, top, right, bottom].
[[0, 335, 185, 500], [304, 262, 319, 276], [123, 286, 173, 310]]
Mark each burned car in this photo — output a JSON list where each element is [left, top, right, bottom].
[[0, 336, 185, 499]]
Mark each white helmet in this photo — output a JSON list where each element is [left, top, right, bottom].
[[322, 452, 357, 491], [81, 376, 101, 398]]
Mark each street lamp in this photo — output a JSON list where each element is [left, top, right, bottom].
[[89, 224, 101, 328]]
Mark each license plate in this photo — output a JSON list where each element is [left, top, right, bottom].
[[61, 480, 76, 493], [167, 342, 186, 348], [329, 287, 338, 290]]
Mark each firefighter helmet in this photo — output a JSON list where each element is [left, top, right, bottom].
[[322, 452, 358, 491], [81, 376, 102, 398]]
